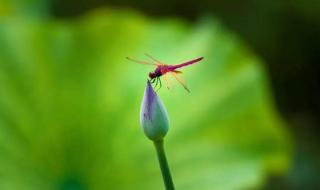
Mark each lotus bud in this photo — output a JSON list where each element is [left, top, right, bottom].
[[140, 80, 169, 141]]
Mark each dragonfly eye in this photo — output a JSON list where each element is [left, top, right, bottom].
[[149, 72, 155, 79]]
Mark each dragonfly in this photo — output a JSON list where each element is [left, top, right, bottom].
[[127, 54, 203, 92]]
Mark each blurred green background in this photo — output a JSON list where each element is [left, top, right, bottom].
[[0, 0, 319, 189]]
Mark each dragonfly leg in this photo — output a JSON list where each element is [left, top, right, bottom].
[[158, 77, 162, 91], [154, 77, 159, 89], [155, 77, 162, 92]]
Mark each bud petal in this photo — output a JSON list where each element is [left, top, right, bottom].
[[140, 80, 169, 141]]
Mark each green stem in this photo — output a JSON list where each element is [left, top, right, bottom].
[[153, 140, 175, 190]]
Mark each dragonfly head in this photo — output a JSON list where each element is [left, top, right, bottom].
[[148, 72, 156, 79]]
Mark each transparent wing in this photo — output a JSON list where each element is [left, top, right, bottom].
[[162, 74, 172, 91], [145, 53, 165, 66], [126, 57, 158, 66], [169, 72, 190, 93]]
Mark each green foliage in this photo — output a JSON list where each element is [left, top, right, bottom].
[[0, 8, 291, 190]]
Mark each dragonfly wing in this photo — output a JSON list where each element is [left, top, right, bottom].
[[169, 72, 190, 93], [126, 57, 158, 66], [145, 53, 165, 66], [162, 74, 172, 90]]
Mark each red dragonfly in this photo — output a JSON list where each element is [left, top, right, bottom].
[[127, 54, 203, 92]]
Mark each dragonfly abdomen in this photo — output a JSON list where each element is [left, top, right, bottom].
[[169, 57, 203, 70]]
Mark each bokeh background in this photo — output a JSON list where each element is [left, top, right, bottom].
[[0, 0, 319, 189]]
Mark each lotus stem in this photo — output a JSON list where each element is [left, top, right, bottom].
[[153, 140, 175, 190]]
